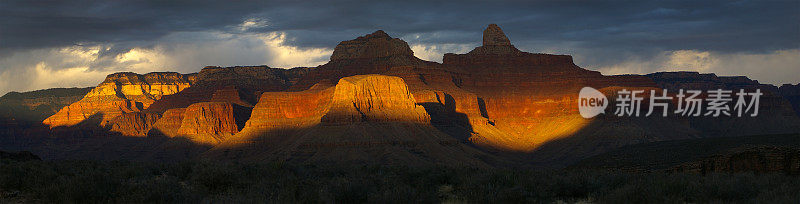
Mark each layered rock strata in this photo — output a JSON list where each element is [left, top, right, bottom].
[[109, 112, 161, 137], [176, 102, 247, 145], [43, 72, 193, 128]]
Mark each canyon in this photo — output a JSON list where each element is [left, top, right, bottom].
[[1, 24, 799, 167]]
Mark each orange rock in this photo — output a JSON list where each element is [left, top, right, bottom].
[[322, 75, 430, 124], [244, 85, 334, 131], [177, 102, 244, 144], [148, 108, 185, 137], [43, 72, 193, 128], [109, 112, 161, 137]]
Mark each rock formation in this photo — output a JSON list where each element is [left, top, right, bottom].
[[289, 30, 435, 91], [322, 75, 430, 124], [18, 23, 800, 168], [108, 112, 161, 137], [43, 72, 193, 128], [146, 66, 309, 112], [207, 74, 506, 167], [148, 108, 186, 137], [176, 102, 246, 145]]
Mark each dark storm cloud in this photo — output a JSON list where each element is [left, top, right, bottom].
[[2, 0, 797, 55], [0, 0, 267, 56]]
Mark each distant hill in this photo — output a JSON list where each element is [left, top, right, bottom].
[[0, 87, 93, 125]]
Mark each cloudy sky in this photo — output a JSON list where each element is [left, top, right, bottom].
[[1, 0, 798, 95]]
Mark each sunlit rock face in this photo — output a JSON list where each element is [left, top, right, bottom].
[[30, 23, 800, 167], [43, 72, 194, 128], [242, 85, 334, 131], [85, 72, 194, 104], [436, 24, 663, 153], [207, 74, 503, 167], [322, 75, 430, 124], [148, 108, 186, 137], [242, 74, 430, 131], [176, 102, 249, 145]]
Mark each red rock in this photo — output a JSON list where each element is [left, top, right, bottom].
[[243, 85, 334, 131], [177, 102, 244, 144], [42, 72, 192, 128], [148, 108, 185, 137], [321, 75, 430, 124], [109, 112, 161, 137]]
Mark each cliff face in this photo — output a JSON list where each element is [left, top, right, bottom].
[[176, 102, 247, 145], [148, 108, 185, 137], [84, 72, 193, 106], [436, 24, 669, 155], [321, 75, 430, 124], [109, 112, 161, 137], [42, 72, 192, 128], [207, 74, 504, 167]]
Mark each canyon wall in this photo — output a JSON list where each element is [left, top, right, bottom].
[[42, 72, 193, 128]]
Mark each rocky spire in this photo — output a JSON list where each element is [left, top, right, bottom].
[[465, 24, 521, 55], [483, 24, 511, 46]]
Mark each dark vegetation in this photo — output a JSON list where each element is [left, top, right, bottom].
[[570, 133, 800, 172], [1, 158, 798, 203]]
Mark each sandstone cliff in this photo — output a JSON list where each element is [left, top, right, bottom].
[[321, 75, 430, 124], [109, 112, 161, 137], [148, 108, 186, 137], [43, 72, 193, 128], [176, 102, 248, 145]]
